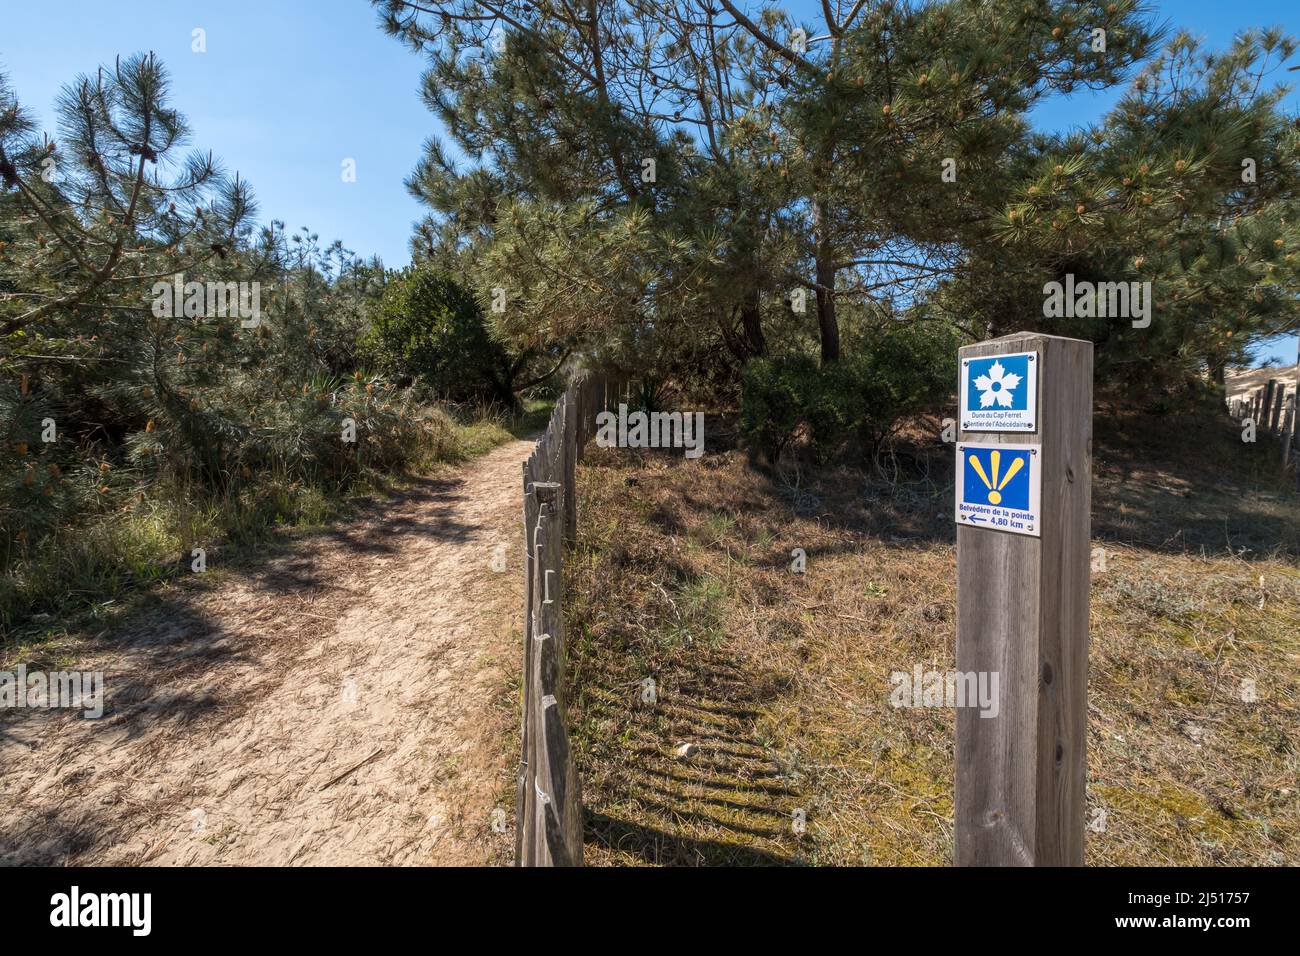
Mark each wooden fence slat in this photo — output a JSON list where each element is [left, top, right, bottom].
[[530, 503, 556, 866], [536, 497, 582, 864], [516, 465, 542, 865]]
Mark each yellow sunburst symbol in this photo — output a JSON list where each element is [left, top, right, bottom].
[[968, 449, 1024, 505]]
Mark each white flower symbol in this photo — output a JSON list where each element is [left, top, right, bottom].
[[973, 361, 1022, 409]]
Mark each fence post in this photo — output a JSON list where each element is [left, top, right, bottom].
[[1294, 393, 1300, 490], [521, 482, 554, 864], [533, 490, 583, 865], [1269, 382, 1285, 436], [529, 498, 557, 866], [1282, 395, 1295, 469], [564, 384, 578, 548], [516, 470, 544, 864], [955, 332, 1092, 866]]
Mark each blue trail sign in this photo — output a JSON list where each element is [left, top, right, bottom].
[[960, 351, 1038, 432], [954, 442, 1041, 537]]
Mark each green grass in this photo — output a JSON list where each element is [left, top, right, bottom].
[[455, 397, 552, 457]]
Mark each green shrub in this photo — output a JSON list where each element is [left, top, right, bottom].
[[740, 322, 960, 462], [363, 267, 513, 404], [740, 356, 822, 460], [846, 321, 960, 450], [804, 359, 861, 458]]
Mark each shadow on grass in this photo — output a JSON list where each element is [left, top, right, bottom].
[[570, 619, 811, 866], [1091, 411, 1300, 560], [584, 811, 798, 866]]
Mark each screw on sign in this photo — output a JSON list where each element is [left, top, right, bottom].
[[955, 443, 1041, 537], [960, 351, 1038, 432]]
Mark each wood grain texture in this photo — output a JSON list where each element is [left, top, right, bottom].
[[564, 384, 578, 547], [955, 333, 1092, 867]]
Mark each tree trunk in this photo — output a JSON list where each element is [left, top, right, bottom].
[[741, 287, 766, 358], [815, 253, 839, 364], [1209, 358, 1226, 387], [812, 197, 839, 364]]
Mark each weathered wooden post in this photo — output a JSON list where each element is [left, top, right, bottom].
[[563, 384, 579, 548], [1282, 395, 1295, 469], [516, 472, 548, 864], [1262, 380, 1277, 434], [531, 489, 583, 865], [1269, 382, 1285, 437], [954, 332, 1092, 866], [1294, 393, 1300, 490]]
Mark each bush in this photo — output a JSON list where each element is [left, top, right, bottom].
[[363, 267, 513, 404], [740, 322, 960, 462], [740, 356, 822, 461], [846, 320, 960, 451]]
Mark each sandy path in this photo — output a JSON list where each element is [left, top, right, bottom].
[[0, 439, 534, 866]]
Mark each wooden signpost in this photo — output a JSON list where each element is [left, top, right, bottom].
[[954, 332, 1093, 866]]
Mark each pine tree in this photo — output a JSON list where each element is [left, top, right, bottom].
[[373, 0, 1164, 371], [1, 54, 425, 582], [941, 27, 1300, 402]]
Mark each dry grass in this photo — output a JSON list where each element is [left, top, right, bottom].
[[564, 411, 1300, 866]]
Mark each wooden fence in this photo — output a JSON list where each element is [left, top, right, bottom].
[[515, 371, 626, 866], [1231, 378, 1299, 476]]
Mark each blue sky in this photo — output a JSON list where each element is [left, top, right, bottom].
[[2, 0, 430, 267], [3, 0, 1297, 364]]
